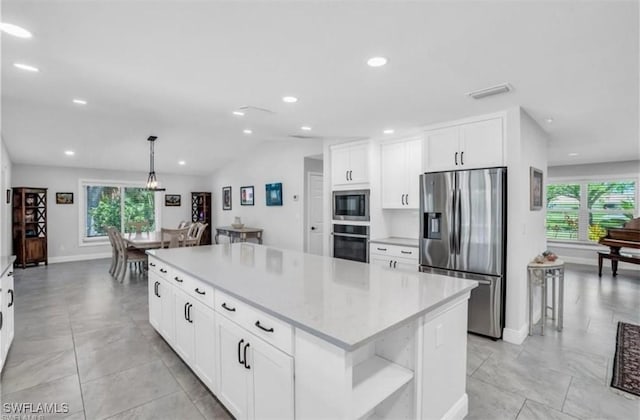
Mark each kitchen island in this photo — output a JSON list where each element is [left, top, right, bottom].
[[147, 243, 477, 419]]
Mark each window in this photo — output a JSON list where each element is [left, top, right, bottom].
[[81, 181, 159, 244], [546, 179, 636, 242]]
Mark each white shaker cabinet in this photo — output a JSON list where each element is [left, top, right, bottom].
[[331, 141, 369, 187], [148, 273, 174, 343], [1, 269, 14, 367], [424, 115, 504, 172], [381, 137, 422, 209], [216, 314, 295, 420]]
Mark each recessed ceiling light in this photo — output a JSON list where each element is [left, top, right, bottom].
[[72, 99, 87, 105], [14, 63, 39, 72], [64, 150, 75, 156], [367, 56, 388, 67], [282, 96, 298, 103], [232, 111, 245, 116], [178, 160, 186, 165], [545, 118, 554, 124], [243, 129, 253, 134], [301, 126, 312, 131], [0, 22, 32, 38], [383, 129, 395, 134], [568, 152, 578, 157]]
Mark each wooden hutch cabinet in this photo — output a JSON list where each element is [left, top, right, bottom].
[[13, 188, 48, 268], [191, 192, 212, 245]]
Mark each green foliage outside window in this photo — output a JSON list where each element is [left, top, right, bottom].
[[86, 186, 155, 237]]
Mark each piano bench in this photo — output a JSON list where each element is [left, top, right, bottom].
[[598, 251, 640, 276]]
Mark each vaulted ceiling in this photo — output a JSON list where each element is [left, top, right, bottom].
[[2, 0, 638, 174]]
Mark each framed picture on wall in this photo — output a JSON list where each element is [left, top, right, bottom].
[[222, 186, 232, 210], [530, 167, 543, 210], [265, 183, 283, 206], [240, 186, 254, 206], [165, 194, 181, 206], [56, 192, 74, 205]]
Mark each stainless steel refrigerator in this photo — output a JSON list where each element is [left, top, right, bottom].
[[419, 167, 507, 338]]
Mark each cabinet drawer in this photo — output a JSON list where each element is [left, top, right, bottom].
[[187, 276, 215, 309], [215, 290, 293, 355], [148, 257, 171, 279], [370, 243, 418, 261]]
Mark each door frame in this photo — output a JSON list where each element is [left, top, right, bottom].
[[305, 171, 324, 254]]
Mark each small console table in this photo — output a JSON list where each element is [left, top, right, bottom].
[[215, 226, 263, 244], [527, 260, 565, 336]]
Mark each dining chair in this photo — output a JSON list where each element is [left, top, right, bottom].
[[160, 227, 190, 248], [113, 230, 147, 282], [178, 220, 191, 229], [106, 227, 119, 275], [186, 222, 200, 244], [192, 223, 208, 246]]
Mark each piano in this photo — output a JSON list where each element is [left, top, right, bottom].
[[598, 217, 640, 276]]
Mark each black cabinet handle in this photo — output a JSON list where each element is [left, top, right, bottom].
[[405, 194, 409, 205], [389, 260, 392, 268], [455, 152, 458, 165], [149, 262, 156, 267], [159, 268, 167, 273], [184, 302, 189, 321], [393, 261, 397, 268], [255, 320, 274, 333], [195, 288, 206, 295], [8, 290, 14, 307], [461, 151, 464, 165], [0, 311, 2, 330], [349, 170, 353, 181], [222, 302, 236, 312], [174, 276, 183, 283], [376, 247, 387, 251], [238, 339, 245, 365], [401, 194, 405, 205], [243, 343, 251, 369], [401, 250, 413, 255], [346, 170, 349, 181], [187, 304, 193, 323]]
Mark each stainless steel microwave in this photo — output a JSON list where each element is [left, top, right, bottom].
[[332, 190, 370, 221]]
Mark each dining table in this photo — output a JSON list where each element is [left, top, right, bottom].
[[124, 231, 197, 250]]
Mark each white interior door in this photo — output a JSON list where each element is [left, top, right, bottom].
[[307, 172, 324, 255]]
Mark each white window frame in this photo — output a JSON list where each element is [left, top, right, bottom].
[[78, 179, 162, 247], [547, 173, 639, 245]]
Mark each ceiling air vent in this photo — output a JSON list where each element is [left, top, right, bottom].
[[237, 105, 275, 114], [466, 83, 512, 99]]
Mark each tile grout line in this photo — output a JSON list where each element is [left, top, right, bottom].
[[514, 398, 527, 419], [560, 375, 574, 414], [68, 300, 89, 420]]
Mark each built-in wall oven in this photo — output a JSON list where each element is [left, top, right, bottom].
[[332, 190, 370, 221], [332, 224, 369, 263]]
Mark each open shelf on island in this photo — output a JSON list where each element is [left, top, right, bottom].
[[352, 355, 414, 419]]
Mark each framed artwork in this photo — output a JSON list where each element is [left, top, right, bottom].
[[56, 192, 74, 205], [530, 167, 543, 210], [165, 194, 181, 206], [6, 189, 10, 204], [240, 186, 254, 206], [222, 186, 232, 210], [265, 183, 283, 206]]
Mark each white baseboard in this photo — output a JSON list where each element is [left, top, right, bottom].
[[502, 323, 528, 345], [558, 255, 640, 271], [49, 252, 111, 264], [440, 393, 468, 420]]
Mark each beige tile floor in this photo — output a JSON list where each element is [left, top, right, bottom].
[[1, 259, 638, 419]]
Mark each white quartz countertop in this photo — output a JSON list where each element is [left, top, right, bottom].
[[369, 237, 419, 248], [0, 256, 16, 276], [148, 244, 476, 350]]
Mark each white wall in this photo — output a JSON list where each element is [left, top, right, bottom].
[[547, 160, 640, 269], [0, 138, 12, 258], [210, 140, 323, 252], [502, 107, 550, 344], [12, 164, 209, 262]]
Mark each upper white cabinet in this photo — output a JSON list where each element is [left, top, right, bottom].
[[424, 116, 504, 172], [381, 137, 422, 209], [331, 142, 369, 187]]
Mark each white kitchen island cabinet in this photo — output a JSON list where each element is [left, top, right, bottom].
[[147, 243, 476, 420]]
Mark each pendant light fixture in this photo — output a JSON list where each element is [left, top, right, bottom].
[[145, 136, 166, 191]]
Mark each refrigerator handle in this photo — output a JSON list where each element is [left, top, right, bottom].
[[450, 188, 457, 253], [456, 188, 462, 255]]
